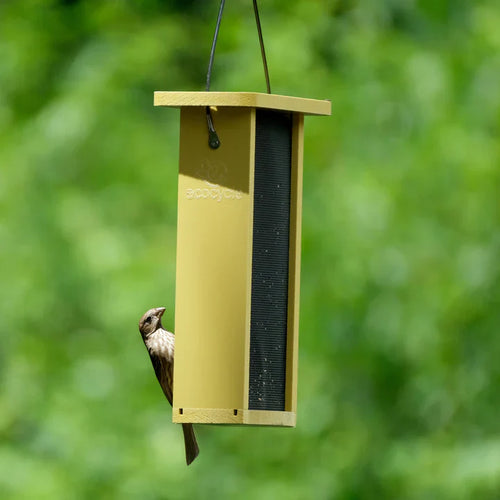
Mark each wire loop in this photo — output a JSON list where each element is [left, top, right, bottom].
[[205, 0, 272, 149]]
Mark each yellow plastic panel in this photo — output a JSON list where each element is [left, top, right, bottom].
[[173, 107, 255, 413], [285, 113, 304, 414]]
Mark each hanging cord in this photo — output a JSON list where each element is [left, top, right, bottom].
[[206, 0, 225, 92], [205, 0, 225, 149], [253, 0, 271, 94], [205, 0, 272, 148]]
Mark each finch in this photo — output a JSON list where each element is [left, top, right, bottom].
[[138, 306, 199, 465]]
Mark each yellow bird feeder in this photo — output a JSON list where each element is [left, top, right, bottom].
[[154, 2, 331, 427]]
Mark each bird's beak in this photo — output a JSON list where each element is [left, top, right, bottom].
[[155, 307, 166, 318]]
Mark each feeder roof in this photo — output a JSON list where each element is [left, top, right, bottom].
[[154, 91, 331, 116]]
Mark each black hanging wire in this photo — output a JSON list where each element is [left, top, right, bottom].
[[205, 0, 272, 149], [252, 0, 271, 94], [206, 0, 225, 93], [205, 0, 225, 149]]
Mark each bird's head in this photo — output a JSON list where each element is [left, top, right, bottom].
[[138, 307, 166, 338]]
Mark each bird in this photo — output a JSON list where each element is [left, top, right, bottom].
[[138, 306, 199, 465]]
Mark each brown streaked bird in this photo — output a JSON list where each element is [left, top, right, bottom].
[[138, 306, 199, 465]]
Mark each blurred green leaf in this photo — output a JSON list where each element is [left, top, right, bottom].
[[0, 0, 499, 498]]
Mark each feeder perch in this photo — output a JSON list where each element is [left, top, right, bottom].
[[155, 91, 331, 426]]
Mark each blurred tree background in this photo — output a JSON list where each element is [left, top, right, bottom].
[[1, 0, 499, 498]]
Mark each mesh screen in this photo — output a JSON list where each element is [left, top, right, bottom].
[[248, 109, 292, 411]]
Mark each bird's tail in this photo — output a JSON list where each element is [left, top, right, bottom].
[[182, 423, 199, 465]]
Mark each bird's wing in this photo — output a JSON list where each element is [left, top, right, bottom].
[[149, 353, 174, 406]]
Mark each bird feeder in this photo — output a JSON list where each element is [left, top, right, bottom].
[[155, 91, 330, 426]]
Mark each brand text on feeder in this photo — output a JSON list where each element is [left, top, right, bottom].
[[186, 181, 243, 202]]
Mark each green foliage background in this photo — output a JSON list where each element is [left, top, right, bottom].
[[1, 0, 499, 498]]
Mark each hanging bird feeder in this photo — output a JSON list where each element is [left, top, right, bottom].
[[155, 1, 331, 427]]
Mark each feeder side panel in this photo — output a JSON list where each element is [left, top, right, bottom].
[[173, 107, 256, 413], [286, 113, 304, 414]]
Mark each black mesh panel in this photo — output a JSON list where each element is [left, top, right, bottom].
[[248, 109, 292, 411]]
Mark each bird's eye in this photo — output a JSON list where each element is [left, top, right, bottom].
[[145, 316, 152, 324]]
